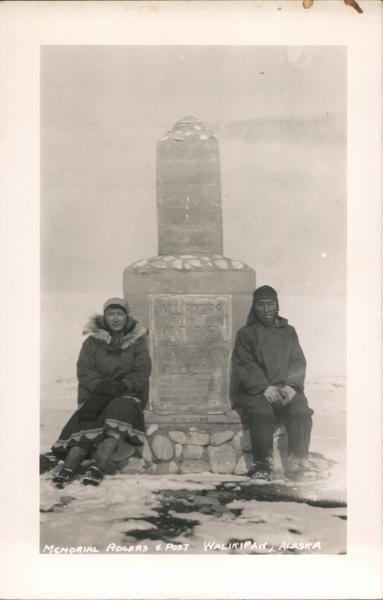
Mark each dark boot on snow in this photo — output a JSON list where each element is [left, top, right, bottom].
[[52, 467, 75, 489], [52, 446, 88, 488], [82, 465, 104, 486]]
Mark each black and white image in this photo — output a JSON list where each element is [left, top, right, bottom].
[[40, 45, 347, 555]]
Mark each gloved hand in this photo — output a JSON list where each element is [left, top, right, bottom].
[[111, 380, 128, 395], [263, 385, 284, 406], [280, 385, 297, 405], [94, 380, 115, 396]]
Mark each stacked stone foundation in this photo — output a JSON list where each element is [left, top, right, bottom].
[[121, 412, 288, 477]]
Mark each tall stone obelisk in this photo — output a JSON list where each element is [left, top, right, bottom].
[[157, 116, 223, 256], [124, 117, 255, 447]]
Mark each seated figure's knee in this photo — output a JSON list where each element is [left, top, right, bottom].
[[108, 396, 136, 412], [287, 394, 313, 417], [245, 397, 275, 422]]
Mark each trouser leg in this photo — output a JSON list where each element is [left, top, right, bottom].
[[284, 395, 313, 459], [53, 445, 89, 487], [63, 445, 88, 472], [241, 395, 276, 470], [94, 435, 120, 472]]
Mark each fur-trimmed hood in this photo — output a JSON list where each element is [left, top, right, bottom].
[[83, 314, 147, 350]]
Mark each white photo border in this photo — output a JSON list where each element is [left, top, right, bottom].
[[0, 1, 381, 598]]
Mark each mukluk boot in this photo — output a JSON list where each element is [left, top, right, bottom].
[[248, 457, 273, 481], [82, 435, 119, 486], [52, 446, 88, 489]]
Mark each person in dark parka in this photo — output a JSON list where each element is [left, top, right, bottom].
[[231, 285, 313, 480], [51, 297, 151, 488]]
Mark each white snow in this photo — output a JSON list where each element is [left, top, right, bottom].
[[40, 377, 346, 554], [40, 291, 346, 554]]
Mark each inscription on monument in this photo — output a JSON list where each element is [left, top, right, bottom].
[[150, 295, 231, 414]]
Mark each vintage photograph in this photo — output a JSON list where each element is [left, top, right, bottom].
[[39, 45, 347, 555]]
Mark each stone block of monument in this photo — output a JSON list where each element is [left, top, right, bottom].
[[157, 116, 223, 256], [123, 116, 258, 474]]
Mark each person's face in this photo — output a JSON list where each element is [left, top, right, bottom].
[[104, 307, 127, 332], [254, 299, 278, 326]]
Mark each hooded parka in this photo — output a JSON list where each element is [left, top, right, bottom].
[[231, 315, 307, 404], [52, 314, 151, 460], [231, 292, 313, 470], [77, 315, 151, 406]]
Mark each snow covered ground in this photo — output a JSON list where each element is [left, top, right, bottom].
[[40, 376, 346, 555]]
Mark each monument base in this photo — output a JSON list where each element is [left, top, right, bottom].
[[136, 411, 288, 476], [122, 253, 286, 476]]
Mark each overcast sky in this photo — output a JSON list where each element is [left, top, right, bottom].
[[41, 45, 346, 296]]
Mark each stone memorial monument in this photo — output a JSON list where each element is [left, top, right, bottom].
[[123, 117, 258, 475]]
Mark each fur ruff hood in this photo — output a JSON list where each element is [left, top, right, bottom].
[[83, 315, 147, 350]]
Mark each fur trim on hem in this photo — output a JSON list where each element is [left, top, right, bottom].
[[82, 315, 147, 349], [105, 418, 145, 440], [52, 420, 145, 453], [52, 427, 104, 448]]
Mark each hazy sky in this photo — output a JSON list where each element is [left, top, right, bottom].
[[41, 45, 346, 296]]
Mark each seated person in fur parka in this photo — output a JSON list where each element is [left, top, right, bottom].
[[51, 297, 151, 487]]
